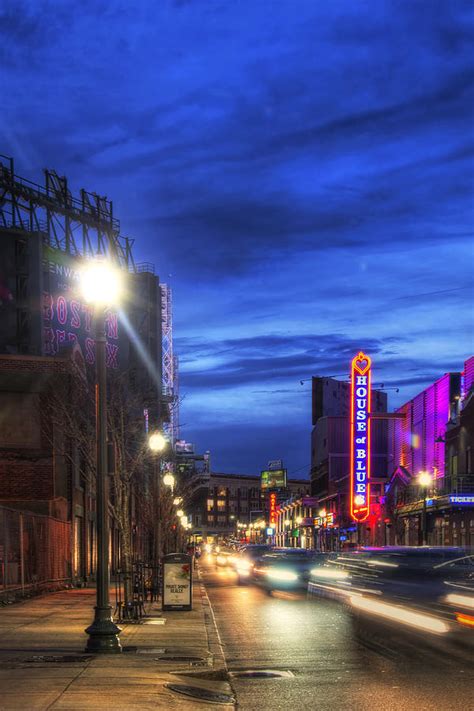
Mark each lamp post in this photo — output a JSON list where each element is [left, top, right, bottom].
[[82, 260, 122, 654], [418, 471, 432, 545], [149, 432, 167, 569]]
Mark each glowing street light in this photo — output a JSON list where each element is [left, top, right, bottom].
[[418, 471, 432, 488], [173, 497, 183, 506], [81, 259, 122, 306], [163, 472, 175, 489], [176, 509, 184, 518], [149, 432, 167, 453], [81, 259, 122, 654]]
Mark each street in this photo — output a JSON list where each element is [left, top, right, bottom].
[[201, 559, 474, 711]]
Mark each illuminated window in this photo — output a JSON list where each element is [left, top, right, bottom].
[[207, 514, 214, 523], [218, 487, 226, 497], [217, 500, 226, 511], [207, 499, 214, 511]]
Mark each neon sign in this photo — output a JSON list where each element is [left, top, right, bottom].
[[449, 495, 474, 505], [269, 492, 277, 527], [350, 351, 372, 522]]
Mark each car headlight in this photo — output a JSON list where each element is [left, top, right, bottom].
[[310, 568, 349, 580], [267, 569, 298, 582], [444, 593, 474, 610], [236, 559, 252, 572]]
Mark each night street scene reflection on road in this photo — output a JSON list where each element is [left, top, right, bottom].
[[0, 1, 473, 710]]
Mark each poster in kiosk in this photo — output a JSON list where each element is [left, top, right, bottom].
[[162, 553, 193, 611]]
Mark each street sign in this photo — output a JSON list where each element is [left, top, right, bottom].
[[162, 553, 193, 611]]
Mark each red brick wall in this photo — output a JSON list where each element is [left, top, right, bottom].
[[0, 461, 54, 500]]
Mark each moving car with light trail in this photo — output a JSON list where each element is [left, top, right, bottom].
[[215, 549, 235, 567], [308, 546, 474, 658], [253, 549, 329, 594], [232, 544, 272, 584]]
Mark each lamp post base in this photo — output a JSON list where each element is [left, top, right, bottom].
[[85, 607, 122, 653]]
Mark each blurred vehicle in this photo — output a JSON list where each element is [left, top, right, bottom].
[[215, 549, 235, 567], [253, 549, 329, 593], [308, 546, 474, 657], [232, 544, 272, 584]]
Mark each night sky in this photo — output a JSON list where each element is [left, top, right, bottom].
[[2, 1, 473, 476]]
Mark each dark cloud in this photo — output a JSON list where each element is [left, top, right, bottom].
[[1, 0, 473, 472]]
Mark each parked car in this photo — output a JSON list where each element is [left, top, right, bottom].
[[253, 548, 329, 594], [308, 546, 474, 657]]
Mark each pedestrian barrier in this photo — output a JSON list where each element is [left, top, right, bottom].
[[114, 561, 161, 622]]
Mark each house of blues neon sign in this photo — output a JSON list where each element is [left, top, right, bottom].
[[350, 351, 372, 522]]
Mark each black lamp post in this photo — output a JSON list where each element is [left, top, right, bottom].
[[82, 262, 122, 653], [418, 471, 432, 546]]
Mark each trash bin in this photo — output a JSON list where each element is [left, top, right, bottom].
[[162, 553, 193, 611]]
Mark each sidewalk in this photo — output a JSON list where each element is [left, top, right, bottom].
[[0, 571, 235, 710]]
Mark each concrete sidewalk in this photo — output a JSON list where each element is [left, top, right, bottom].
[[0, 572, 235, 710]]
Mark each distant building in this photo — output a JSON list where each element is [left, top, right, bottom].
[[188, 471, 310, 541]]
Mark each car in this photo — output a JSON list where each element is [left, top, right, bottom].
[[232, 544, 273, 584], [215, 549, 235, 567], [308, 546, 474, 658], [253, 548, 329, 594]]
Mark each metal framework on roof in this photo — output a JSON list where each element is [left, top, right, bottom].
[[160, 284, 179, 445], [0, 154, 135, 270]]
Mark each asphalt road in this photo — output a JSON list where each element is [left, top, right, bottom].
[[200, 558, 474, 711]]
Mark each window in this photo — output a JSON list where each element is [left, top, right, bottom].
[[217, 515, 226, 525], [207, 514, 214, 523], [217, 499, 226, 511], [218, 487, 226, 497], [451, 454, 458, 478], [207, 499, 214, 512]]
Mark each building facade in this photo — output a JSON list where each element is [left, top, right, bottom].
[[188, 472, 310, 542], [384, 358, 474, 547]]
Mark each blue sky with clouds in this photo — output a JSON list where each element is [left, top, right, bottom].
[[1, 0, 473, 475]]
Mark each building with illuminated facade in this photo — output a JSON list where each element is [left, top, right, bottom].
[[384, 357, 474, 547], [0, 154, 175, 592]]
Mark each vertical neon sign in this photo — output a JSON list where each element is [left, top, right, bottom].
[[350, 351, 372, 522], [269, 492, 277, 527]]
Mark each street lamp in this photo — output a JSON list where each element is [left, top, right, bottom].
[[176, 509, 184, 518], [81, 259, 122, 654], [418, 471, 432, 545], [148, 431, 169, 572], [149, 432, 167, 453], [163, 472, 175, 490]]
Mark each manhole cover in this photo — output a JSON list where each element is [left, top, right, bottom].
[[166, 683, 235, 705], [229, 669, 294, 679], [25, 655, 93, 664]]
